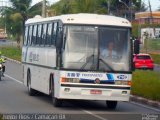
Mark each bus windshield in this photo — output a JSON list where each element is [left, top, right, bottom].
[[62, 25, 131, 72]]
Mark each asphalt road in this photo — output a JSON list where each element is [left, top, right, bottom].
[[0, 60, 159, 120], [154, 64, 160, 72]]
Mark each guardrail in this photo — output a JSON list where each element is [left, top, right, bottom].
[[0, 40, 17, 47]]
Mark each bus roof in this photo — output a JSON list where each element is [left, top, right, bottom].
[[26, 13, 131, 27]]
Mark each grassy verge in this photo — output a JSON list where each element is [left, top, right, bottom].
[[132, 70, 160, 101], [147, 39, 160, 51], [0, 46, 21, 61], [0, 114, 2, 120], [150, 53, 160, 65]]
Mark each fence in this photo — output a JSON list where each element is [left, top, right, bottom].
[[0, 40, 17, 47]]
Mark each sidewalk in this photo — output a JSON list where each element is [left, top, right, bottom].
[[4, 56, 160, 110]]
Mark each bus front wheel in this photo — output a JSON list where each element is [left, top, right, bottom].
[[106, 101, 117, 109], [51, 76, 62, 107]]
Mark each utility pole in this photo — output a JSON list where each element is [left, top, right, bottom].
[[148, 0, 154, 38], [148, 0, 153, 25], [130, 0, 133, 22], [107, 0, 110, 14], [42, 0, 46, 17]]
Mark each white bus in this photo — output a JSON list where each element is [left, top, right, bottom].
[[22, 13, 133, 109]]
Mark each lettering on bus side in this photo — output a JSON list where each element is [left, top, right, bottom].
[[67, 73, 80, 78], [81, 74, 103, 78], [66, 73, 103, 78], [29, 52, 39, 62]]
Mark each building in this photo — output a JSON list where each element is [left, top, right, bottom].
[[134, 11, 160, 44], [134, 11, 160, 24]]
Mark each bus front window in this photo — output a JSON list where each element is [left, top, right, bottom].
[[62, 25, 98, 70], [62, 25, 131, 72], [99, 27, 131, 71]]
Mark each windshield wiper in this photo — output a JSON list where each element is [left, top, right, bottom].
[[80, 54, 94, 70], [99, 58, 113, 71]]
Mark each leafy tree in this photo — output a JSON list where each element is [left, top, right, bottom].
[[50, 0, 147, 17], [0, 0, 42, 47], [50, 0, 108, 15]]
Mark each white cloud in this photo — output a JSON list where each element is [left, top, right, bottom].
[[32, 0, 59, 6]]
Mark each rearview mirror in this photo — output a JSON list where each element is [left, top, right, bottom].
[[134, 40, 140, 54]]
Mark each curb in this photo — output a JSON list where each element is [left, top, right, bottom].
[[3, 56, 160, 110], [130, 95, 160, 109]]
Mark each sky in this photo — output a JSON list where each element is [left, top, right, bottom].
[[1, 0, 159, 11], [143, 0, 160, 11], [32, 0, 59, 6]]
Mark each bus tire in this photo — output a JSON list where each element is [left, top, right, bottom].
[[106, 101, 117, 109], [50, 75, 62, 107], [27, 70, 36, 96]]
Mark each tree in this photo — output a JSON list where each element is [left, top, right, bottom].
[[50, 0, 108, 15], [50, 0, 147, 17], [0, 0, 42, 47]]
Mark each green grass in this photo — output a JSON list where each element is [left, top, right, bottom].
[[147, 39, 160, 50], [132, 70, 160, 101], [0, 114, 2, 120], [150, 53, 160, 65], [0, 46, 21, 61]]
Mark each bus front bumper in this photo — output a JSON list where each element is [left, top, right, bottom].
[[57, 84, 131, 101]]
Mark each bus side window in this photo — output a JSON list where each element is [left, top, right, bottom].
[[28, 25, 33, 46], [37, 24, 42, 46], [51, 22, 58, 45], [32, 25, 37, 46], [45, 23, 49, 46], [24, 26, 29, 46], [40, 24, 43, 46], [46, 23, 53, 46], [42, 23, 47, 46]]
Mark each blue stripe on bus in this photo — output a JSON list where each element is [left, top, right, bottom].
[[80, 79, 94, 83], [106, 74, 114, 81], [80, 79, 114, 84]]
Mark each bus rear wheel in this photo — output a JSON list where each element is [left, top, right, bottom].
[[106, 101, 117, 109], [50, 75, 62, 107]]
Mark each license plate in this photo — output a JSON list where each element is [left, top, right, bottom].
[[90, 90, 102, 94], [141, 66, 147, 68]]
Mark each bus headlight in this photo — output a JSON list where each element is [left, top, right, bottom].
[[61, 78, 80, 83]]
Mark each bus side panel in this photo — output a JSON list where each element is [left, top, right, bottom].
[[25, 46, 56, 68], [22, 46, 28, 86], [23, 46, 57, 95], [30, 65, 54, 94]]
